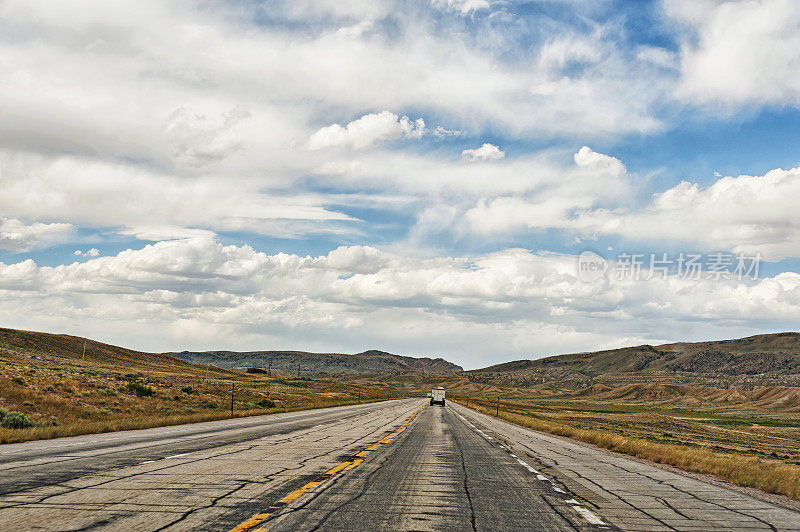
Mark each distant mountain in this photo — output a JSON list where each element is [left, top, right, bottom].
[[472, 333, 800, 387], [168, 348, 463, 375]]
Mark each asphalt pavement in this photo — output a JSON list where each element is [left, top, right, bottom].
[[0, 399, 798, 531]]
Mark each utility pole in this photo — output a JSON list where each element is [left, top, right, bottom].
[[230, 379, 235, 417], [268, 360, 272, 378], [496, 394, 500, 417], [297, 363, 300, 378]]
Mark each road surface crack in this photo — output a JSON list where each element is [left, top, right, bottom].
[[451, 421, 477, 532]]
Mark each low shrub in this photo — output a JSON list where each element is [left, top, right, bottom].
[[1, 410, 34, 429], [127, 382, 155, 397], [256, 399, 276, 408]]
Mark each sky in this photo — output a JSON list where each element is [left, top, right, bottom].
[[1, 0, 799, 369]]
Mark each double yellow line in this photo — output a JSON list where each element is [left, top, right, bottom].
[[228, 405, 425, 532]]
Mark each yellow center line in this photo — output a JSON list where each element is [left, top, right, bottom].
[[277, 481, 321, 504], [227, 404, 426, 532], [229, 515, 271, 532], [343, 459, 364, 471], [323, 461, 352, 476]]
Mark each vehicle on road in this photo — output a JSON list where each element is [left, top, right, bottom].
[[430, 387, 445, 406]]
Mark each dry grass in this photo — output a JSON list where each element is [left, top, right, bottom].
[[0, 329, 397, 444], [0, 397, 377, 444], [458, 399, 800, 501]]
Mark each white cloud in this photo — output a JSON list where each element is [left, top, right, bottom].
[[1, 238, 797, 367], [601, 165, 800, 260], [0, 0, 674, 249], [308, 111, 426, 150], [665, 0, 800, 106], [452, 146, 800, 261], [0, 150, 355, 240], [432, 0, 491, 14], [0, 218, 74, 251], [165, 106, 251, 168], [74, 248, 100, 257], [119, 226, 218, 242], [433, 125, 463, 137], [461, 143, 505, 162], [460, 146, 629, 235]]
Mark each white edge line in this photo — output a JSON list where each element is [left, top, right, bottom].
[[456, 405, 606, 527], [573, 506, 606, 525]]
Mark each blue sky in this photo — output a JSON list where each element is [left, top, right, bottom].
[[1, 0, 799, 368]]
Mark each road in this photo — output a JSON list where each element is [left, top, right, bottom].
[[0, 399, 797, 531]]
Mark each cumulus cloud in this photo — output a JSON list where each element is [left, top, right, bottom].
[[601, 165, 800, 260], [460, 146, 629, 235], [665, 0, 800, 106], [308, 111, 426, 150], [1, 238, 797, 367], [74, 248, 100, 257], [461, 143, 505, 162], [453, 147, 800, 261], [0, 218, 74, 251]]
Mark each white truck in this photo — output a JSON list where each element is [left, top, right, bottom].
[[430, 387, 445, 406]]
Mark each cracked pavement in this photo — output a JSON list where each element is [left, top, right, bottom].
[[447, 402, 800, 531], [0, 400, 419, 531], [1, 399, 799, 531]]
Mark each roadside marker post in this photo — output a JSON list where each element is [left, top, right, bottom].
[[496, 394, 500, 417], [231, 379, 235, 417]]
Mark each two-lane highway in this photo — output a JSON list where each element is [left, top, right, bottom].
[[1, 399, 798, 531]]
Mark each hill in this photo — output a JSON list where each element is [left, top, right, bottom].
[[472, 332, 800, 387], [168, 348, 463, 374], [0, 327, 385, 443], [0, 327, 223, 374]]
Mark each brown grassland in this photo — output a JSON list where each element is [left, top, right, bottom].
[[0, 328, 391, 444]]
